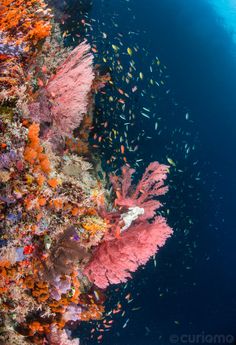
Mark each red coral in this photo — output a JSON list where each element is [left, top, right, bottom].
[[84, 162, 172, 289], [84, 216, 172, 289], [46, 41, 94, 136], [110, 162, 169, 221]]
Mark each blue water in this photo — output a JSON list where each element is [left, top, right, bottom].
[[62, 0, 236, 343]]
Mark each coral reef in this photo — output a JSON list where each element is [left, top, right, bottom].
[[0, 0, 52, 48], [0, 1, 173, 344]]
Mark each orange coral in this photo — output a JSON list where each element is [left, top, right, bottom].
[[28, 123, 40, 145], [80, 303, 104, 321], [24, 147, 38, 164], [0, 260, 11, 268], [71, 207, 79, 216], [65, 115, 92, 155], [29, 321, 44, 333], [24, 123, 51, 175], [0, 0, 52, 48], [36, 174, 45, 186], [50, 198, 63, 210], [70, 274, 81, 303], [0, 57, 25, 101], [23, 275, 35, 289], [40, 156, 51, 174], [38, 197, 46, 206], [47, 178, 58, 188], [0, 264, 23, 298], [30, 280, 50, 304], [65, 137, 89, 155]]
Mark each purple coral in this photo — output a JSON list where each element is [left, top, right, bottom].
[[0, 150, 17, 169], [63, 303, 82, 322], [50, 275, 71, 300], [47, 326, 80, 345]]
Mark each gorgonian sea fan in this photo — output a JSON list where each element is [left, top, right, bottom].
[[46, 41, 94, 136], [84, 162, 173, 288], [84, 216, 172, 289], [110, 161, 169, 220]]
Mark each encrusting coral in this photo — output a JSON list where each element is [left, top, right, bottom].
[[0, 1, 173, 344], [0, 0, 53, 104], [0, 0, 52, 48]]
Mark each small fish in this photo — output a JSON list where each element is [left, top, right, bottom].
[[139, 72, 144, 79], [112, 44, 119, 52], [141, 112, 150, 118], [127, 47, 133, 56], [118, 98, 125, 104], [94, 290, 100, 301], [117, 88, 124, 94], [154, 258, 157, 267], [166, 157, 176, 167], [122, 318, 130, 328]]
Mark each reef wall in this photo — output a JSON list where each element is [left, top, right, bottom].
[[0, 1, 172, 344]]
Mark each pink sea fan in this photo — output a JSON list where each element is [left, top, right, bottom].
[[110, 162, 169, 221], [46, 40, 94, 136], [84, 161, 172, 288], [84, 216, 172, 288]]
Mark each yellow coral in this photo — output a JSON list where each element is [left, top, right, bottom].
[[81, 215, 107, 236]]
